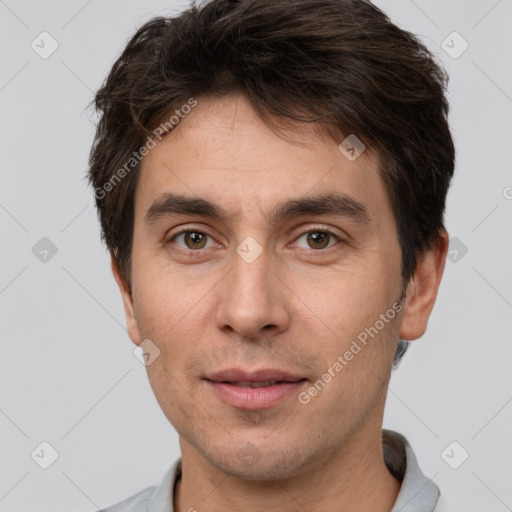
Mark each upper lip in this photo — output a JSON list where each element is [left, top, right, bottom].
[[205, 368, 307, 383]]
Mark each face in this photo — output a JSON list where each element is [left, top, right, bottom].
[[114, 94, 440, 480]]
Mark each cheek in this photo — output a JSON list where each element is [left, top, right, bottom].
[[131, 256, 204, 336], [294, 274, 400, 398], [300, 312, 399, 427], [293, 271, 394, 341], [145, 357, 211, 437]]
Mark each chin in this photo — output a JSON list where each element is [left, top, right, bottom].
[[203, 442, 316, 481]]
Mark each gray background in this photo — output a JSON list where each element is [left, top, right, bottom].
[[1, 0, 511, 510]]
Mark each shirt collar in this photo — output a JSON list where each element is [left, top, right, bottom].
[[384, 429, 440, 511]]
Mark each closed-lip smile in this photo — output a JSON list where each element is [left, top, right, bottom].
[[204, 368, 308, 410]]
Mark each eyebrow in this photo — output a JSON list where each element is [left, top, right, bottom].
[[144, 192, 371, 226]]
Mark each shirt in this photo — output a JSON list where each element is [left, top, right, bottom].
[[100, 429, 448, 512]]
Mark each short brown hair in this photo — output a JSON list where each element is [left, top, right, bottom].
[[88, 0, 455, 304]]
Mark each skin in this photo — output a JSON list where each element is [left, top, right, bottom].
[[112, 93, 448, 512]]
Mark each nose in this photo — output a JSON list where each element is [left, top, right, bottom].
[[215, 244, 291, 340]]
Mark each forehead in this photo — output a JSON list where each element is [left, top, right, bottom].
[[135, 95, 391, 225]]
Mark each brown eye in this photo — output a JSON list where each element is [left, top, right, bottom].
[[306, 231, 332, 249], [183, 232, 207, 249], [170, 231, 213, 250], [292, 227, 345, 254]]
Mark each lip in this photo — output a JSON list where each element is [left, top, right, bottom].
[[204, 368, 308, 410], [206, 368, 306, 383]]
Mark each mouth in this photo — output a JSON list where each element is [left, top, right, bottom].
[[204, 368, 308, 410], [222, 380, 303, 388]]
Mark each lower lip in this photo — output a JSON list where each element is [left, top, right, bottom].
[[205, 380, 307, 410]]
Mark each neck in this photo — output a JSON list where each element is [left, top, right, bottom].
[[174, 425, 401, 512]]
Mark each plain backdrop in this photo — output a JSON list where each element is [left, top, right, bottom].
[[1, 0, 511, 510]]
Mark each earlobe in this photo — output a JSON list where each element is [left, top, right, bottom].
[[398, 231, 449, 341], [111, 255, 142, 346]]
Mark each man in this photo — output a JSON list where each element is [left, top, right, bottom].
[[88, 0, 455, 510]]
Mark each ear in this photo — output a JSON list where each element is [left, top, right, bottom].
[[399, 230, 449, 341], [111, 255, 141, 346]]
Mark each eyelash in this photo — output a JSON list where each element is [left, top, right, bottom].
[[165, 225, 344, 256]]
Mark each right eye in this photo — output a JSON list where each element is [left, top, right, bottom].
[[168, 230, 216, 251]]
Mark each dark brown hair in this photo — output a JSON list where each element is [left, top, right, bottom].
[[88, 0, 455, 364]]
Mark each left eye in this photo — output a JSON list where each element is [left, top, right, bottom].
[[295, 230, 339, 250]]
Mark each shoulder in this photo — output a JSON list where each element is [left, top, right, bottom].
[[99, 458, 181, 512], [99, 486, 154, 512]]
